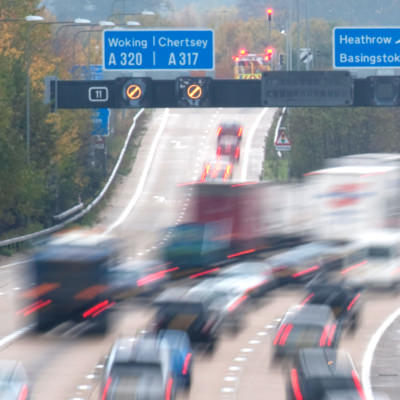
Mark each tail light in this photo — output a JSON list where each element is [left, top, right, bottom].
[[290, 368, 304, 400], [165, 377, 174, 400], [352, 370, 366, 400], [279, 324, 293, 345], [216, 126, 222, 137], [234, 147, 240, 159], [83, 300, 115, 319], [182, 353, 192, 375], [320, 325, 329, 346], [300, 293, 314, 306], [101, 377, 112, 400], [237, 127, 243, 137], [274, 323, 293, 346], [18, 385, 28, 400], [217, 146, 221, 156], [223, 164, 232, 181], [347, 293, 361, 311]]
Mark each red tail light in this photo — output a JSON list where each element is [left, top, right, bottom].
[[101, 377, 112, 400], [327, 324, 336, 346], [234, 147, 240, 159], [320, 325, 330, 346], [223, 164, 232, 181], [216, 126, 222, 137], [352, 370, 366, 400], [237, 127, 243, 137], [182, 353, 192, 375], [217, 146, 221, 156], [279, 324, 293, 346], [83, 300, 115, 319], [18, 384, 28, 400], [292, 265, 320, 278], [347, 293, 361, 311], [18, 299, 52, 317], [189, 267, 220, 279], [300, 293, 314, 306], [165, 377, 174, 400], [273, 324, 287, 346], [341, 260, 368, 275], [290, 368, 304, 400], [227, 295, 248, 312], [227, 248, 256, 258]]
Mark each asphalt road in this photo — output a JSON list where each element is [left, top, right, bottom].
[[0, 107, 398, 400]]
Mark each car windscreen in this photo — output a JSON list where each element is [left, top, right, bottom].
[[285, 325, 323, 346], [368, 246, 392, 258], [312, 377, 356, 393]]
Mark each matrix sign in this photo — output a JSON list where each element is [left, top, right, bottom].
[[103, 29, 214, 71]]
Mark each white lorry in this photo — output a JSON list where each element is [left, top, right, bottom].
[[304, 165, 400, 241]]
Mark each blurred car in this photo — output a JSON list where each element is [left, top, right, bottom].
[[216, 122, 243, 142], [216, 136, 240, 163], [158, 330, 193, 390], [108, 260, 168, 302], [303, 277, 363, 333], [152, 287, 224, 352], [273, 304, 340, 360], [200, 159, 233, 182], [101, 335, 175, 400], [340, 231, 400, 290], [218, 261, 276, 297], [287, 348, 366, 400], [268, 242, 335, 286], [0, 361, 29, 400]]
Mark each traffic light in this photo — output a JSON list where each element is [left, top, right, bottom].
[[176, 77, 212, 107], [264, 47, 274, 62], [239, 48, 248, 56], [266, 8, 273, 21], [279, 53, 285, 66], [115, 77, 153, 108]]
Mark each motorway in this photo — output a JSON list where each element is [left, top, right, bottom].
[[0, 107, 399, 399]]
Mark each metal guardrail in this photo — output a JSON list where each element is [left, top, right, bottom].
[[0, 108, 145, 247], [273, 107, 287, 159]]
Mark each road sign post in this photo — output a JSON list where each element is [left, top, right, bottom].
[[333, 27, 400, 69], [103, 29, 214, 71], [274, 127, 291, 151]]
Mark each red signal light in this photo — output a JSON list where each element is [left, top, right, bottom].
[[266, 8, 273, 21], [239, 48, 248, 56]]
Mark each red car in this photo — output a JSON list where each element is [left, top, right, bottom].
[[200, 160, 233, 182], [216, 136, 240, 162], [216, 122, 243, 141]]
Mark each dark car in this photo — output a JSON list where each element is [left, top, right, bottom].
[[287, 348, 366, 400], [108, 260, 168, 302], [273, 304, 340, 360], [158, 330, 193, 390], [216, 136, 240, 163], [302, 277, 363, 333], [101, 335, 175, 400], [216, 122, 243, 142], [152, 287, 224, 352], [267, 242, 335, 286]]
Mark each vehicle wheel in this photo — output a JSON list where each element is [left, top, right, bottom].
[[184, 374, 191, 390], [89, 314, 108, 335]]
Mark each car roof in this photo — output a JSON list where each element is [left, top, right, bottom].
[[112, 336, 161, 365], [284, 304, 334, 325], [220, 122, 241, 129], [297, 348, 354, 378], [153, 287, 210, 307]]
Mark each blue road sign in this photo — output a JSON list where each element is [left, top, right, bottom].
[[334, 27, 400, 69], [103, 29, 214, 71], [91, 108, 110, 136]]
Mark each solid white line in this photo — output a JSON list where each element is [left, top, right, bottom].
[[0, 324, 34, 349], [240, 108, 269, 181], [103, 108, 170, 234], [362, 307, 400, 400]]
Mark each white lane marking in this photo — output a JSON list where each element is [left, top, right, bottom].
[[0, 260, 29, 269], [362, 307, 400, 400], [221, 387, 235, 393], [0, 324, 34, 348], [257, 331, 267, 336], [240, 108, 269, 181], [224, 376, 237, 382], [86, 374, 95, 380], [248, 339, 260, 345], [229, 366, 241, 372], [77, 385, 91, 391], [240, 347, 253, 353], [103, 108, 170, 234], [234, 356, 247, 362]]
